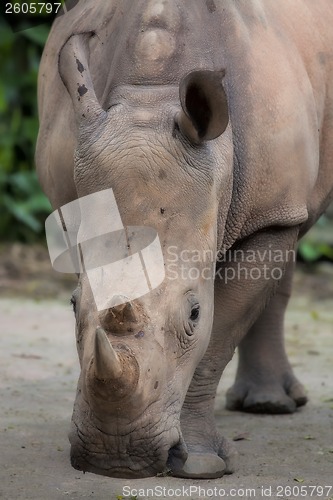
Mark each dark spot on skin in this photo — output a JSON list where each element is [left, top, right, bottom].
[[134, 330, 144, 338], [82, 114, 85, 118], [76, 58, 85, 73], [154, 381, 159, 389], [127, 327, 134, 333], [78, 84, 88, 97], [158, 169, 167, 179], [317, 52, 328, 65], [160, 208, 165, 214], [206, 0, 216, 13]]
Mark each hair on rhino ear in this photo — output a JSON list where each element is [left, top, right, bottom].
[[58, 32, 106, 127], [177, 69, 229, 143]]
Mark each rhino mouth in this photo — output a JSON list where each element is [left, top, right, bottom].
[[69, 421, 187, 478]]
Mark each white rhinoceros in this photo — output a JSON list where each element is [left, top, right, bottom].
[[36, 0, 333, 479]]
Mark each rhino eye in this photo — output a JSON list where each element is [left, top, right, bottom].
[[189, 304, 200, 323]]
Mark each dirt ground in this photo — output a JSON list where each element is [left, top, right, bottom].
[[0, 245, 332, 500]]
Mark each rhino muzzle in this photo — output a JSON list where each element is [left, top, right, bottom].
[[69, 398, 188, 478], [70, 316, 189, 478]]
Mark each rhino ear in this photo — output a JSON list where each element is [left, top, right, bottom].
[[59, 33, 105, 127], [177, 69, 229, 143]]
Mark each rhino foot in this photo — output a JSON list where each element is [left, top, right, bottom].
[[226, 374, 308, 414], [171, 422, 237, 479], [171, 452, 226, 479]]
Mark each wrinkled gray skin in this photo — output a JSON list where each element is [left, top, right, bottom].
[[36, 0, 333, 479]]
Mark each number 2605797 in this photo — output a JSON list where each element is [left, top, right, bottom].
[[5, 3, 62, 14]]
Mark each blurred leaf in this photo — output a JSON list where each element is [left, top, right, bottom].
[[298, 242, 321, 262], [3, 194, 42, 232], [21, 26, 50, 47], [8, 172, 33, 193]]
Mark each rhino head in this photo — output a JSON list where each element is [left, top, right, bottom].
[[60, 34, 232, 478]]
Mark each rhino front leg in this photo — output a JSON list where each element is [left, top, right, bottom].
[[175, 227, 300, 479], [226, 258, 308, 414]]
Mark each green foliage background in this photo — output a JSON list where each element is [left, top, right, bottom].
[[0, 17, 332, 260], [0, 19, 52, 242]]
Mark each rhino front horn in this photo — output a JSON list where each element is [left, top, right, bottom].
[[94, 327, 123, 381], [90, 327, 140, 402]]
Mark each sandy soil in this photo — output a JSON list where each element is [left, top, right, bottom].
[[0, 256, 332, 500]]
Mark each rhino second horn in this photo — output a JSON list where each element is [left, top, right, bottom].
[[94, 327, 123, 380], [112, 301, 138, 323]]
